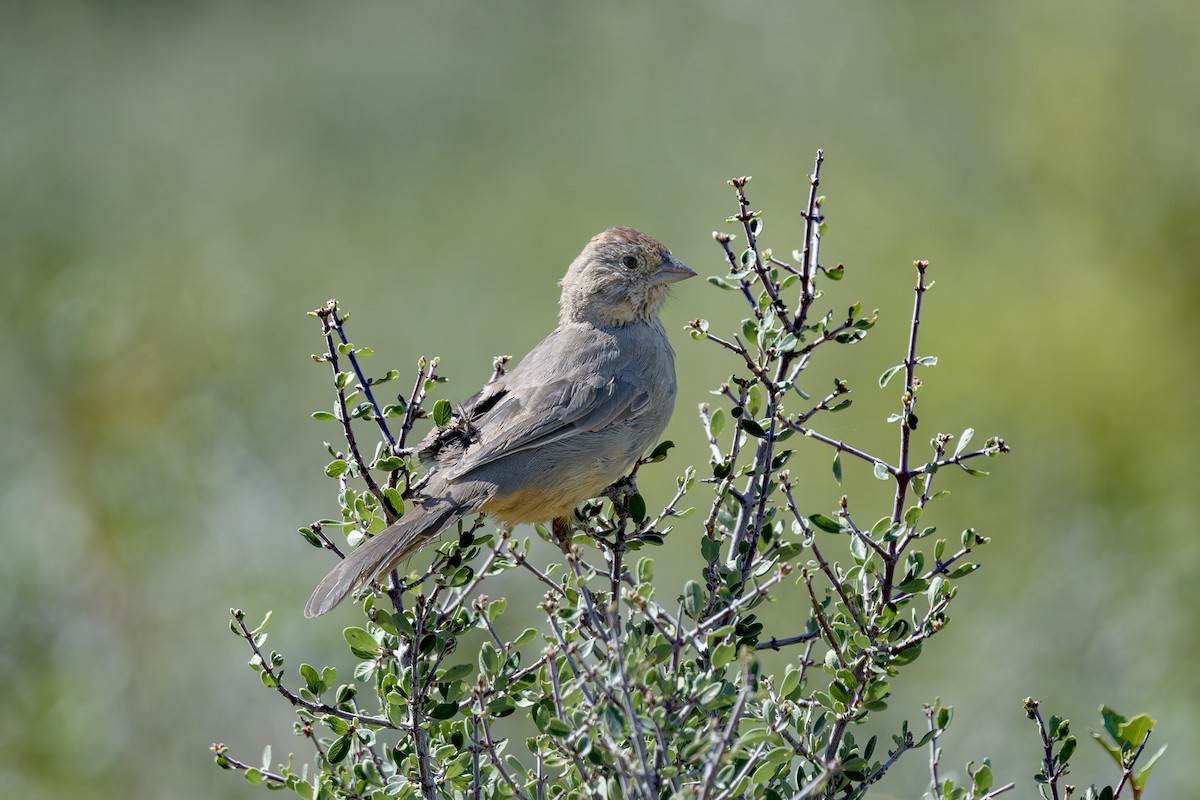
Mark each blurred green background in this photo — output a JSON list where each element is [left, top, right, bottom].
[[3, 1, 1197, 797]]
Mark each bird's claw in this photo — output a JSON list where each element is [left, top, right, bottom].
[[602, 474, 639, 503]]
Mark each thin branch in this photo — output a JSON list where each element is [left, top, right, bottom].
[[231, 611, 400, 731], [1025, 698, 1063, 800], [802, 569, 847, 670], [315, 304, 391, 517], [926, 707, 943, 799], [795, 149, 825, 327], [328, 305, 397, 450], [211, 745, 290, 788], [1113, 730, 1153, 800], [782, 419, 894, 472], [407, 598, 437, 800], [755, 631, 820, 651], [698, 659, 755, 800]]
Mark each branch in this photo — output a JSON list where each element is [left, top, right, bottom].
[[231, 610, 400, 731]]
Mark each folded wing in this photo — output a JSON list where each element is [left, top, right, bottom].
[[445, 375, 650, 480]]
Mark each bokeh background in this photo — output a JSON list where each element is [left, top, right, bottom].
[[3, 2, 1197, 797]]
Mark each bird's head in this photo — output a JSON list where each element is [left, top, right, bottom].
[[559, 227, 695, 326]]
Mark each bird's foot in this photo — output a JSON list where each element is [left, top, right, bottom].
[[550, 516, 574, 555], [602, 474, 639, 503]]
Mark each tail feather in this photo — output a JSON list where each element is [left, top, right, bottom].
[[304, 500, 465, 617]]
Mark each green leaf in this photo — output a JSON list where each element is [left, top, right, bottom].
[[750, 761, 778, 786], [711, 641, 736, 669], [808, 514, 842, 534], [1091, 730, 1123, 765], [326, 734, 351, 764], [300, 663, 322, 694], [873, 461, 891, 481], [382, 487, 405, 516], [710, 408, 726, 437], [513, 628, 538, 646], [741, 418, 769, 439], [374, 456, 406, 471], [637, 557, 653, 583], [441, 663, 473, 683], [947, 563, 978, 579], [311, 411, 337, 422], [479, 643, 500, 676], [971, 761, 993, 792], [1134, 744, 1168, 789], [487, 597, 507, 620], [645, 440, 675, 463], [487, 696, 517, 717], [343, 627, 377, 657], [1116, 712, 1155, 748], [746, 384, 763, 418], [298, 527, 322, 548], [700, 536, 720, 563], [1100, 705, 1126, 740], [383, 611, 413, 637], [832, 452, 843, 484], [449, 565, 474, 587], [891, 642, 923, 665], [324, 459, 348, 478], [879, 365, 903, 388], [954, 428, 975, 457], [1058, 735, 1077, 765], [780, 666, 802, 698], [545, 717, 573, 737], [432, 399, 453, 427], [428, 702, 459, 720], [707, 275, 736, 290], [774, 541, 804, 560], [916, 355, 938, 366], [627, 493, 647, 524], [683, 580, 705, 618]]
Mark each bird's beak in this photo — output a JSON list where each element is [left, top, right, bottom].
[[653, 254, 697, 285]]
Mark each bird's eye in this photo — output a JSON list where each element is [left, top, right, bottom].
[[621, 255, 639, 270]]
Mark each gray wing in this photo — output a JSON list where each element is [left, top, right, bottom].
[[416, 380, 508, 464], [444, 374, 651, 480]]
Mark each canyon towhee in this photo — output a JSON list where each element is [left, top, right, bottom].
[[305, 227, 695, 616]]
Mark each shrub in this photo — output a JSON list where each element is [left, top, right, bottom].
[[214, 153, 1162, 799]]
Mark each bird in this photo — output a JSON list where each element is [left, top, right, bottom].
[[305, 227, 695, 617]]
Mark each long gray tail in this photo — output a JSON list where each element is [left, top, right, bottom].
[[304, 495, 468, 617]]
